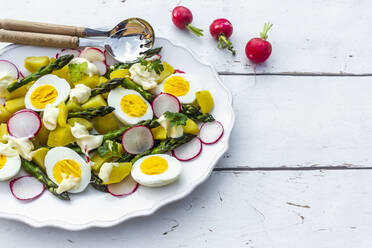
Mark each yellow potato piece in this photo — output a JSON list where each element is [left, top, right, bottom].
[[74, 74, 100, 88], [0, 105, 12, 123], [151, 126, 167, 140], [157, 61, 175, 83], [99, 76, 109, 84], [182, 118, 199, 135], [57, 102, 68, 127], [110, 69, 130, 79], [24, 56, 50, 73], [91, 141, 124, 173], [66, 99, 83, 112], [93, 113, 118, 134], [104, 162, 132, 184], [195, 90, 214, 114], [5, 97, 25, 114], [47, 124, 75, 147], [67, 118, 93, 131], [4, 81, 31, 100], [33, 124, 49, 147], [82, 95, 107, 109], [0, 123, 8, 142], [31, 147, 49, 172]]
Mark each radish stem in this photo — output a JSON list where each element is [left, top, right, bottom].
[[218, 35, 236, 55], [259, 22, 273, 40], [187, 24, 204, 37]]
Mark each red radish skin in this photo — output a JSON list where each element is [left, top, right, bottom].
[[152, 93, 181, 118], [10, 175, 45, 201], [199, 121, 224, 144], [80, 47, 106, 62], [7, 109, 41, 138], [245, 22, 273, 64], [172, 6, 204, 37], [173, 69, 185, 74], [172, 137, 202, 161], [56, 48, 81, 59], [0, 60, 20, 79], [209, 18, 236, 55], [121, 125, 154, 155], [107, 175, 139, 197]]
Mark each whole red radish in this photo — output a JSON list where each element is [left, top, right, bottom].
[[245, 22, 273, 63], [172, 6, 204, 37], [209, 18, 236, 55]]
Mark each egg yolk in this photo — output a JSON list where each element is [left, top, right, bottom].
[[30, 85, 58, 109], [0, 155, 6, 170], [140, 156, 168, 175], [53, 159, 81, 184], [163, 76, 190, 96], [121, 94, 148, 117]]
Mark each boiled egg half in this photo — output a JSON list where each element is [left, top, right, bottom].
[[108, 88, 153, 125], [131, 154, 182, 187], [0, 154, 21, 181], [45, 147, 91, 193], [25, 74, 70, 111]]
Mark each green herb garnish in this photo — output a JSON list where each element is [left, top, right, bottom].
[[138, 58, 164, 75], [69, 62, 88, 82], [163, 111, 188, 127]]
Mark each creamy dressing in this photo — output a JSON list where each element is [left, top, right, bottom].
[[98, 162, 119, 183], [42, 104, 59, 131], [3, 135, 34, 160], [0, 72, 15, 98], [56, 174, 80, 194], [71, 123, 103, 153], [0, 142, 19, 157], [129, 63, 160, 90], [157, 115, 184, 138], [69, 84, 91, 104], [70, 58, 99, 76]]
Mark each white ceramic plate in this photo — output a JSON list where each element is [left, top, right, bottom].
[[0, 37, 235, 230]]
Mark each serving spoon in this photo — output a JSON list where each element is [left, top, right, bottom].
[[0, 18, 155, 63]]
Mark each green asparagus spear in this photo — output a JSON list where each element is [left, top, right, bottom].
[[181, 104, 215, 122], [90, 173, 108, 193], [91, 78, 123, 97], [102, 119, 159, 142], [67, 106, 115, 119], [21, 159, 70, 200], [131, 134, 196, 163], [7, 54, 74, 92], [122, 78, 155, 102], [117, 153, 134, 162]]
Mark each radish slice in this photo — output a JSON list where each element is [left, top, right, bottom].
[[199, 121, 224, 144], [174, 69, 185, 74], [10, 175, 45, 201], [152, 93, 181, 118], [0, 60, 19, 79], [7, 110, 41, 138], [107, 175, 139, 197], [172, 137, 202, 161], [56, 48, 80, 59], [121, 125, 154, 155], [92, 61, 107, 75], [0, 97, 6, 106], [146, 54, 162, 61], [104, 50, 118, 66], [80, 47, 105, 62]]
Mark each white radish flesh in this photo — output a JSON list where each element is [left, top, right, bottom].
[[10, 176, 45, 201], [56, 48, 81, 58], [80, 47, 105, 62], [92, 61, 107, 76], [0, 60, 19, 79], [107, 175, 139, 197], [104, 50, 118, 66], [7, 110, 41, 138], [121, 125, 154, 155], [152, 93, 181, 118], [199, 121, 224, 144], [172, 137, 202, 161]]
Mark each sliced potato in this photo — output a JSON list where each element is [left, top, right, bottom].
[[93, 113, 118, 134], [151, 126, 167, 140], [5, 97, 25, 114], [57, 102, 68, 127], [67, 118, 93, 131], [24, 56, 50, 73], [0, 105, 12, 123], [110, 69, 130, 79], [82, 95, 107, 110], [47, 124, 75, 147], [31, 147, 49, 172], [182, 118, 199, 135], [195, 90, 214, 114]]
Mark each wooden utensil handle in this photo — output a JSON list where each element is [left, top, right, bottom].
[[0, 30, 79, 48], [0, 19, 86, 37]]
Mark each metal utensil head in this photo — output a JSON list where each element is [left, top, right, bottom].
[[104, 18, 154, 63]]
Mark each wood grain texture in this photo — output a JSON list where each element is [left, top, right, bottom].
[[0, 19, 86, 37], [0, 170, 371, 248]]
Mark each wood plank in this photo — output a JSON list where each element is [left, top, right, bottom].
[[0, 0, 371, 74], [1, 170, 372, 248], [218, 75, 372, 168]]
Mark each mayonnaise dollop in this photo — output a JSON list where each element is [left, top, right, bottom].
[[129, 63, 160, 90], [69, 84, 91, 104], [98, 162, 118, 183], [70, 58, 98, 76], [71, 123, 103, 153], [157, 115, 184, 138], [0, 142, 19, 157], [42, 104, 59, 131], [0, 72, 15, 98], [3, 135, 34, 160], [56, 174, 80, 194]]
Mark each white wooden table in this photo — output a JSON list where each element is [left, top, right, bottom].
[[1, 0, 372, 247]]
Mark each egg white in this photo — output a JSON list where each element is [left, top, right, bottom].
[[107, 88, 153, 125], [0, 155, 21, 181], [152, 73, 199, 104], [25, 74, 71, 111], [131, 154, 182, 187], [44, 147, 91, 193]]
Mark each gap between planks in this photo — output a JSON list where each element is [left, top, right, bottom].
[[214, 166, 372, 172], [218, 72, 372, 77]]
